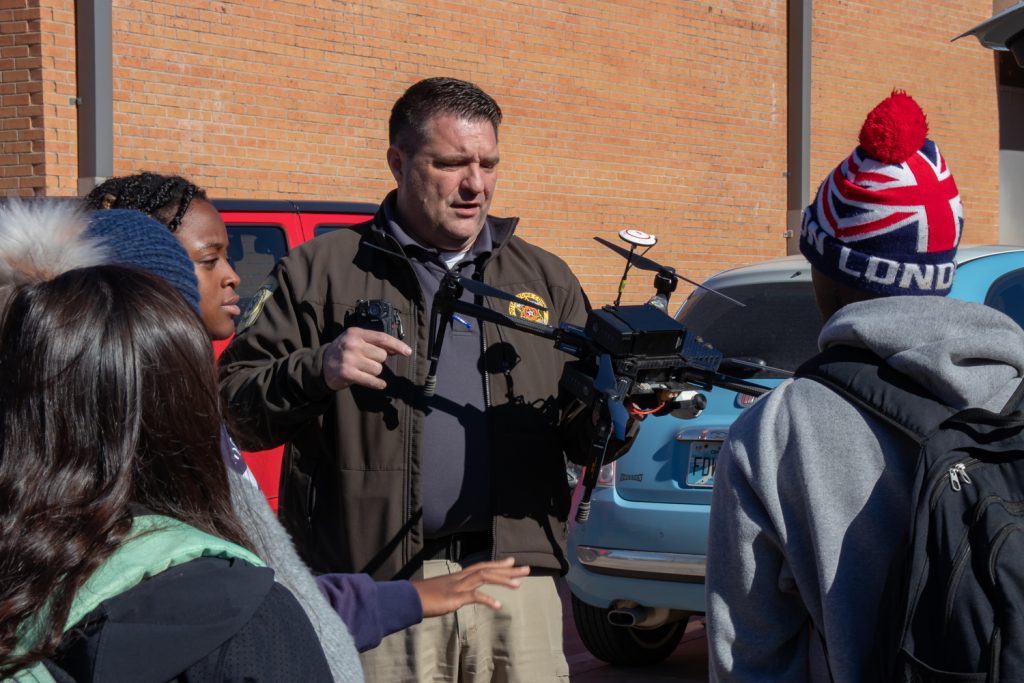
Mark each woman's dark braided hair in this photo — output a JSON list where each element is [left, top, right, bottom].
[[83, 172, 208, 232]]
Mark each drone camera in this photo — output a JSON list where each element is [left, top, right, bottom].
[[585, 305, 686, 358]]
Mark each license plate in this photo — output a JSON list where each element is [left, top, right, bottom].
[[685, 441, 720, 488]]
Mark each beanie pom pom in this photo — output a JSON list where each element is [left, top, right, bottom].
[[858, 90, 929, 164]]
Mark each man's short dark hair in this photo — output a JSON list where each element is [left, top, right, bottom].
[[389, 77, 502, 153]]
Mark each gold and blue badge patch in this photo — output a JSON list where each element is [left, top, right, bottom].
[[236, 275, 278, 334], [508, 291, 549, 325]]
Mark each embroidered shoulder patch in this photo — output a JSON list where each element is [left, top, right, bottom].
[[508, 291, 549, 325], [236, 275, 278, 334]]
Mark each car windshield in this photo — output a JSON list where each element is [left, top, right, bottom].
[[675, 281, 822, 379]]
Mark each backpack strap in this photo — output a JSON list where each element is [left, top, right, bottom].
[[11, 515, 264, 682], [794, 345, 959, 441], [998, 375, 1024, 416]]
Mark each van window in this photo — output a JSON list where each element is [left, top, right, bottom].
[[227, 224, 288, 315], [675, 281, 822, 379], [985, 269, 1024, 329]]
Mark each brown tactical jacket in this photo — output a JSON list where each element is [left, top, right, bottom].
[[219, 198, 589, 579]]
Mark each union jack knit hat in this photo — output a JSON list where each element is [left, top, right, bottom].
[[800, 91, 963, 296]]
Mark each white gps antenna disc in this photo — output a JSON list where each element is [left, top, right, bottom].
[[619, 229, 657, 247]]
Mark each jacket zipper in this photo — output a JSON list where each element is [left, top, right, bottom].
[[407, 300, 418, 563], [475, 272, 498, 562], [379, 231, 421, 567]]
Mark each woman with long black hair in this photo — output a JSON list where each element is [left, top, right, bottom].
[[0, 263, 333, 681]]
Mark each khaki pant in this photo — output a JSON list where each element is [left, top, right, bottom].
[[359, 559, 570, 683]]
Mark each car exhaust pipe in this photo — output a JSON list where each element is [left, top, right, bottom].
[[607, 607, 644, 627], [607, 605, 685, 629]]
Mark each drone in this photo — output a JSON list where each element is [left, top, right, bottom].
[[367, 230, 767, 523]]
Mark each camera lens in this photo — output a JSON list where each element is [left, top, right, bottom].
[[368, 303, 382, 317]]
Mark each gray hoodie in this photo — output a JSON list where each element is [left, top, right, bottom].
[[706, 295, 1024, 682]]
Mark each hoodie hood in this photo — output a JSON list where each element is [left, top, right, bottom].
[[819, 295, 1024, 410]]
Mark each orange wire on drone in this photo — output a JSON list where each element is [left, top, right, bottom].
[[628, 402, 665, 416]]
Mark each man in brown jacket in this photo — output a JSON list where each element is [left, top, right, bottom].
[[220, 77, 588, 681]]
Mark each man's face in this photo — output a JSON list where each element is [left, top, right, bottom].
[[387, 114, 499, 252]]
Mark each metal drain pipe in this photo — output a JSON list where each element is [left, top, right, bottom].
[[75, 0, 112, 196], [785, 0, 812, 254]]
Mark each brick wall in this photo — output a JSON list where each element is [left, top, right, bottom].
[[0, 0, 42, 196], [38, 0, 75, 195], [112, 0, 790, 304], [6, 0, 1003, 302], [811, 0, 999, 251]]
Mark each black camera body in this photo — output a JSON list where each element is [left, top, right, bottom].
[[585, 305, 685, 357], [352, 299, 403, 339], [559, 304, 721, 411]]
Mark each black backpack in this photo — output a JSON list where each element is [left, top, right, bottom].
[[796, 346, 1024, 682]]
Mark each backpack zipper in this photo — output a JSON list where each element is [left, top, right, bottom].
[[944, 495, 1004, 630], [948, 462, 973, 492], [930, 458, 979, 508], [987, 520, 1023, 582], [943, 534, 972, 629]]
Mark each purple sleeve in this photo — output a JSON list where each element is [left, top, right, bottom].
[[315, 573, 424, 652]]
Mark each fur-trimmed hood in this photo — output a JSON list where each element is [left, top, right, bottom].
[[0, 198, 107, 310]]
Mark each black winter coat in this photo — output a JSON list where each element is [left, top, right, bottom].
[[46, 557, 333, 682]]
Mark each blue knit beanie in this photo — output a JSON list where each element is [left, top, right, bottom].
[[85, 209, 200, 313]]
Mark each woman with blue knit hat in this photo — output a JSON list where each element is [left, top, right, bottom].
[[85, 173, 241, 341], [705, 91, 1024, 681]]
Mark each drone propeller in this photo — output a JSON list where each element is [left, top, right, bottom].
[[457, 275, 546, 310], [363, 241, 546, 310], [594, 236, 746, 308]]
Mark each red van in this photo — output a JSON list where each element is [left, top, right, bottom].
[[213, 199, 378, 510]]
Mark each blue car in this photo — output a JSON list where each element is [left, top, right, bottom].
[[566, 244, 1024, 666]]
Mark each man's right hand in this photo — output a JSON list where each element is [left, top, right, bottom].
[[323, 328, 412, 391]]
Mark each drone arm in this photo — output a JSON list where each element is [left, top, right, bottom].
[[683, 369, 769, 397], [443, 298, 594, 359]]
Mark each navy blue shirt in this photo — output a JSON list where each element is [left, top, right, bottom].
[[384, 198, 493, 537]]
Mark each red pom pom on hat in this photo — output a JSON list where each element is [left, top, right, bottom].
[[858, 90, 929, 164]]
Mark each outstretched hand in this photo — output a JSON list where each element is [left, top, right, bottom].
[[412, 557, 530, 618]]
